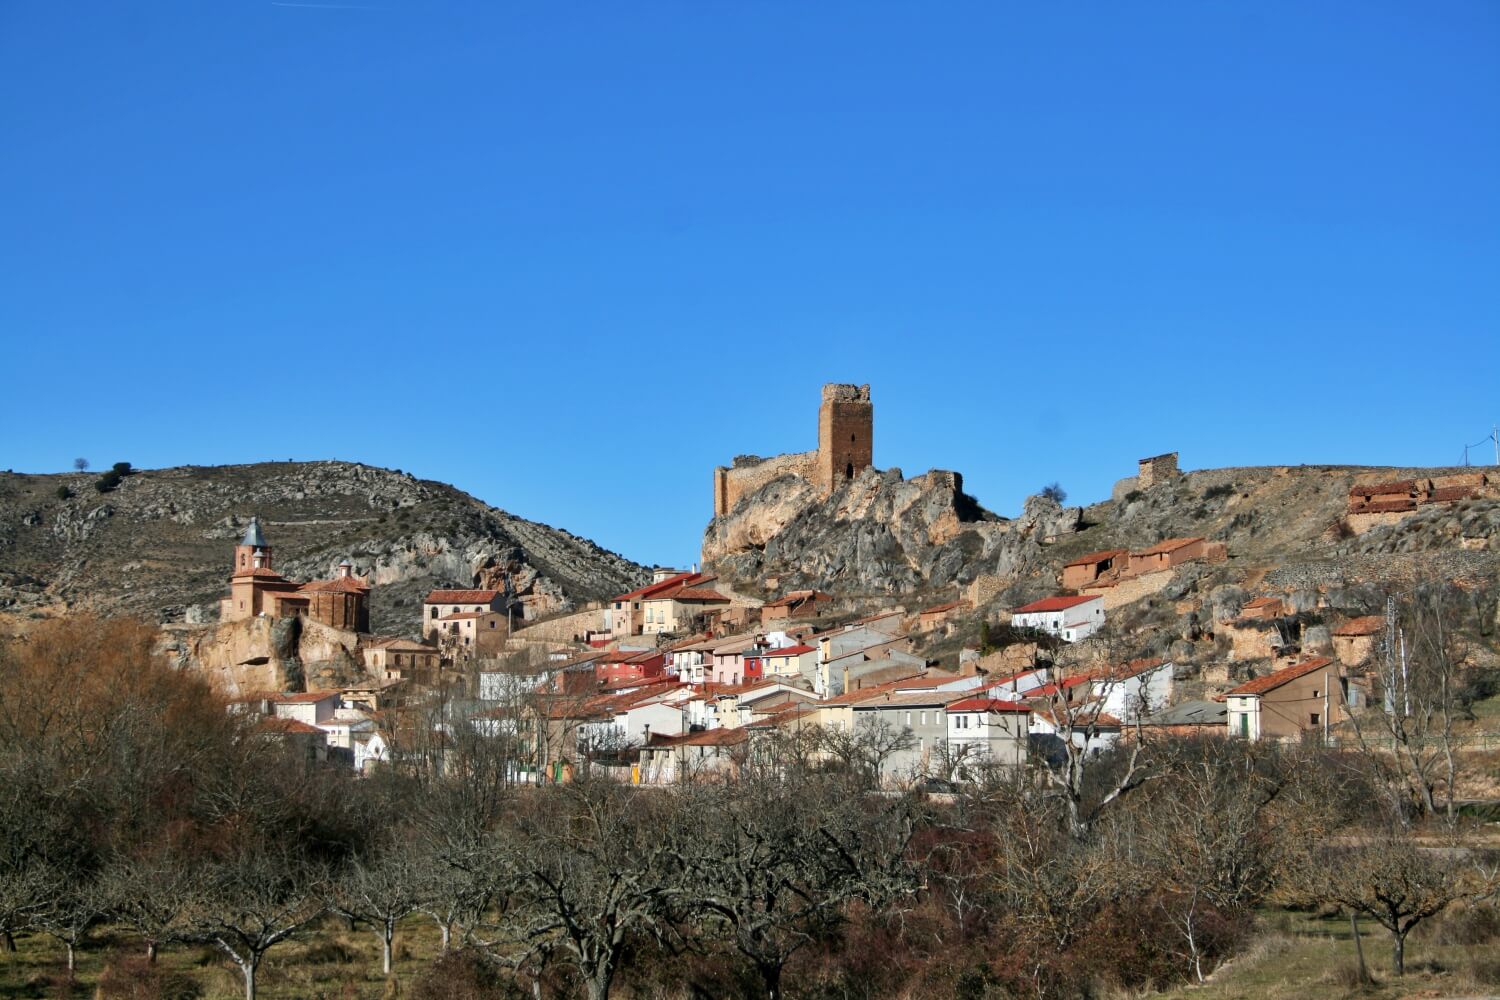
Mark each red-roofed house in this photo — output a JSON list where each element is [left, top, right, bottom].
[[607, 570, 717, 638], [757, 644, 818, 682], [423, 589, 507, 633], [1332, 616, 1384, 666], [1128, 537, 1206, 575], [945, 697, 1029, 773], [1225, 657, 1343, 741], [1011, 594, 1105, 642], [642, 584, 732, 635], [1061, 549, 1129, 590], [598, 649, 667, 686]]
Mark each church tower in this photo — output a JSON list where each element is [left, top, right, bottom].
[[815, 384, 873, 494], [233, 516, 272, 573]]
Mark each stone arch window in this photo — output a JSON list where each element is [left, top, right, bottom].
[[845, 463, 854, 479]]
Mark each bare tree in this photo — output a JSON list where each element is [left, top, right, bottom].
[[73, 458, 88, 472], [1285, 823, 1490, 975], [102, 853, 201, 962], [479, 781, 687, 1000], [682, 776, 917, 1000], [813, 716, 918, 786], [335, 847, 424, 977], [34, 874, 110, 975], [1346, 587, 1472, 826], [181, 851, 328, 1000]]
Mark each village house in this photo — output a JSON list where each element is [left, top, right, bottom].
[[1028, 705, 1122, 756], [255, 717, 329, 765], [943, 697, 1030, 775], [851, 688, 976, 782], [1225, 657, 1344, 741], [269, 690, 341, 726], [421, 589, 509, 639], [432, 610, 509, 662], [755, 644, 818, 683], [663, 635, 717, 685], [637, 727, 748, 785], [1011, 594, 1105, 642], [598, 648, 667, 686], [1237, 596, 1285, 621], [606, 569, 716, 638], [1128, 537, 1206, 575], [1332, 615, 1384, 666], [1074, 658, 1175, 723], [1132, 699, 1228, 739], [760, 590, 835, 622], [917, 599, 971, 632], [1060, 549, 1129, 590], [362, 638, 440, 684], [641, 583, 732, 635]]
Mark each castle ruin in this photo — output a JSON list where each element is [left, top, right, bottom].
[[713, 384, 874, 518]]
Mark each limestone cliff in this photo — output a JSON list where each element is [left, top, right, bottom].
[[702, 466, 1082, 598], [0, 462, 649, 634]]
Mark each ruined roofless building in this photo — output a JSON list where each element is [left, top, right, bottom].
[[713, 384, 874, 517]]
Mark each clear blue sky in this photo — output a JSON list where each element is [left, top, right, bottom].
[[2, 2, 1496, 568]]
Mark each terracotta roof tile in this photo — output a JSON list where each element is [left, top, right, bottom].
[[1062, 549, 1129, 568], [1014, 594, 1099, 614], [1133, 537, 1204, 557], [424, 589, 505, 604], [1226, 657, 1336, 697], [947, 696, 1030, 713], [1333, 616, 1384, 637]]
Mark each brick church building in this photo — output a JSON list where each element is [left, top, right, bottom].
[[220, 517, 371, 633]]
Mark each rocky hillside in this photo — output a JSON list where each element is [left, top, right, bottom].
[[0, 462, 649, 634], [704, 460, 1500, 606], [702, 466, 1082, 599]]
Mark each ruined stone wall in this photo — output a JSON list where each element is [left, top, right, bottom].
[[713, 451, 818, 518], [816, 383, 874, 493]]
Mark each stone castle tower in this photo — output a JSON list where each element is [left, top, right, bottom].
[[815, 383, 873, 493], [712, 383, 875, 517]]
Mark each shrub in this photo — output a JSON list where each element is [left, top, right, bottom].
[[56, 485, 73, 500], [94, 470, 122, 493], [97, 953, 204, 1000], [1040, 482, 1067, 504], [111, 461, 134, 476], [1204, 483, 1235, 500], [1123, 490, 1143, 504], [409, 950, 517, 1000]]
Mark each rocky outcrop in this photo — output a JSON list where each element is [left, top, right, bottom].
[[0, 462, 649, 633], [702, 466, 1082, 599]]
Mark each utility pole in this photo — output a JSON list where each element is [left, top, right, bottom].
[[1493, 424, 1499, 466]]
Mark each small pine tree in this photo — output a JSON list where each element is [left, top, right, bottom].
[[111, 462, 133, 476], [979, 620, 993, 655], [56, 485, 73, 500]]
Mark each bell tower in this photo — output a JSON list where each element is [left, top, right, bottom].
[[233, 516, 272, 573]]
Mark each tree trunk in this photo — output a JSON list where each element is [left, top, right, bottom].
[[433, 915, 451, 952], [1350, 912, 1369, 984], [382, 922, 394, 976], [1392, 929, 1405, 976], [2, 931, 15, 953], [756, 958, 784, 1000], [66, 940, 76, 975], [241, 955, 260, 1000], [146, 939, 158, 963], [586, 963, 616, 1000]]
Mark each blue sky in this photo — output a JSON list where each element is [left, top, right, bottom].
[[2, 1, 1496, 568]]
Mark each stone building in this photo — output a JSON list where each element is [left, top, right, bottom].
[[220, 518, 370, 632], [712, 384, 874, 518], [1137, 452, 1180, 489]]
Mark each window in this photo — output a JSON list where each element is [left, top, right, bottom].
[[920, 712, 928, 726], [905, 711, 912, 726], [1310, 713, 1320, 725], [430, 607, 438, 619]]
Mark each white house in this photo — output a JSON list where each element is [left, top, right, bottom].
[[270, 691, 340, 726], [1011, 595, 1105, 642], [1028, 704, 1122, 755], [944, 697, 1030, 774], [1089, 659, 1174, 723]]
